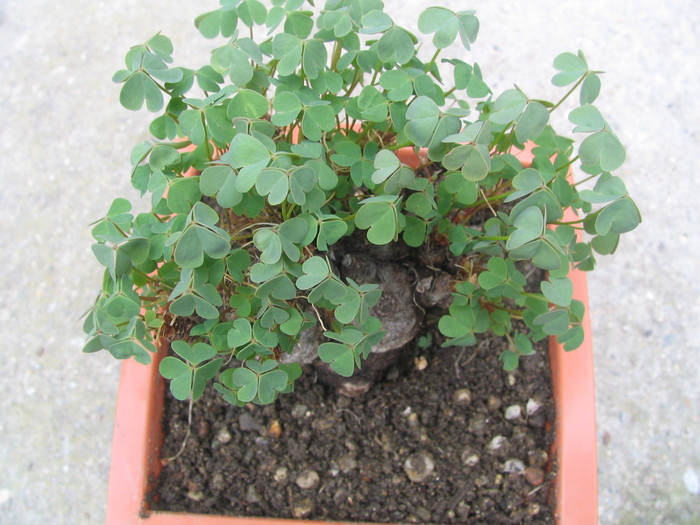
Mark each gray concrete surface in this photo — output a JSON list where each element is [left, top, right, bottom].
[[0, 0, 697, 523]]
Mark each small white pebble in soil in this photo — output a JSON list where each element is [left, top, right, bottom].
[[274, 467, 288, 483], [505, 405, 522, 420], [215, 428, 232, 444], [403, 451, 435, 483], [414, 356, 428, 370], [453, 388, 472, 405], [507, 374, 516, 386], [526, 398, 542, 415], [463, 454, 480, 467], [488, 435, 507, 452], [402, 406, 412, 416], [504, 459, 526, 474], [291, 498, 315, 518], [296, 470, 320, 490]]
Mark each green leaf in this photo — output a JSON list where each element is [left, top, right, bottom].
[[371, 149, 401, 184], [579, 131, 626, 172], [404, 96, 440, 147], [380, 70, 413, 101], [552, 51, 588, 86], [478, 257, 508, 290], [515, 101, 549, 143], [237, 0, 267, 27], [229, 89, 268, 119], [273, 33, 303, 76], [232, 367, 258, 402], [167, 177, 201, 214], [227, 133, 271, 168], [569, 104, 606, 133], [258, 369, 288, 404], [195, 6, 238, 38], [200, 165, 242, 208], [443, 144, 491, 181], [228, 318, 252, 348], [302, 39, 328, 80], [271, 91, 303, 126], [149, 145, 180, 170], [296, 256, 330, 290], [358, 85, 388, 122], [280, 309, 304, 336], [317, 216, 348, 250], [418, 7, 459, 48], [489, 89, 527, 125], [559, 325, 585, 351], [159, 356, 192, 401], [500, 350, 519, 371], [507, 206, 544, 250], [301, 104, 336, 141], [541, 277, 573, 307], [580, 74, 601, 104], [438, 314, 471, 338], [318, 342, 355, 377], [594, 197, 641, 235], [361, 10, 393, 33], [377, 27, 415, 65], [533, 309, 570, 336], [253, 228, 282, 264], [334, 288, 360, 324], [119, 72, 163, 112], [355, 198, 399, 245], [256, 169, 289, 206]]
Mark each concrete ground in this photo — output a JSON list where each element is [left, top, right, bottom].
[[0, 0, 697, 523]]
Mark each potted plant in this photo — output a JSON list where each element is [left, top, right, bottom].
[[84, 1, 640, 523]]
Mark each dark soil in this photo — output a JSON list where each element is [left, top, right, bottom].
[[152, 334, 556, 524]]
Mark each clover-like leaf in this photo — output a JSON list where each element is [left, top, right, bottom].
[[478, 257, 508, 290], [253, 228, 282, 264], [371, 149, 401, 185], [507, 206, 544, 251], [404, 96, 440, 146], [569, 104, 606, 133], [418, 7, 476, 49], [159, 356, 192, 400], [258, 369, 289, 404], [355, 196, 401, 245], [594, 197, 641, 235], [377, 27, 415, 65], [231, 367, 258, 402], [579, 130, 626, 173], [533, 309, 570, 336], [489, 89, 527, 125], [195, 4, 238, 38], [228, 318, 252, 348], [296, 256, 330, 290], [318, 342, 355, 377], [515, 101, 549, 143], [552, 51, 588, 87], [229, 89, 268, 119], [541, 277, 573, 307]]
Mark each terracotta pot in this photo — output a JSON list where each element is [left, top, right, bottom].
[[106, 146, 597, 524]]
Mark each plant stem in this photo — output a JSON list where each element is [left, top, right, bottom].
[[549, 73, 587, 113], [425, 49, 441, 73], [478, 236, 508, 241]]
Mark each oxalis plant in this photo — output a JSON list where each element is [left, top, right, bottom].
[[83, 0, 640, 407]]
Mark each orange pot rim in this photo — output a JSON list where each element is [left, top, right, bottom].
[[105, 145, 597, 524]]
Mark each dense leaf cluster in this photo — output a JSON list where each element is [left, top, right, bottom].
[[84, 0, 640, 405]]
